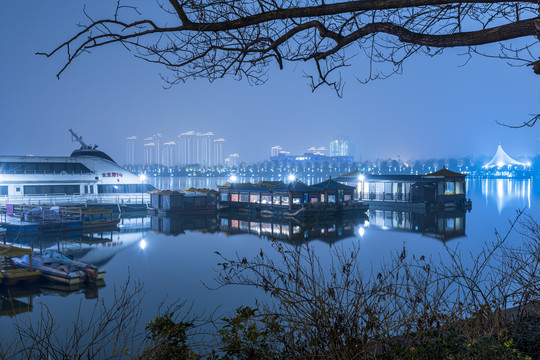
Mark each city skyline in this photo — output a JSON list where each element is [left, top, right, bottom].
[[126, 130, 232, 167]]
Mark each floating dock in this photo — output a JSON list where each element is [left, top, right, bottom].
[[0, 205, 119, 234]]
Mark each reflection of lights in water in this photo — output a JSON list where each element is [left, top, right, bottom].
[[139, 239, 147, 250], [482, 178, 532, 213], [364, 220, 370, 227], [358, 227, 365, 237]]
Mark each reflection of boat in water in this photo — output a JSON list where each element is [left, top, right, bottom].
[[364, 208, 467, 242], [149, 212, 369, 245], [219, 213, 369, 244], [0, 280, 106, 317], [150, 214, 218, 236]]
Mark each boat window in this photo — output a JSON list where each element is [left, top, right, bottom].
[[239, 221, 249, 231], [250, 194, 259, 203], [24, 185, 80, 195], [240, 193, 249, 203], [328, 195, 336, 203], [97, 184, 155, 194], [183, 197, 194, 208], [0, 186, 7, 196], [292, 197, 301, 205], [220, 193, 228, 202], [273, 196, 281, 205], [455, 181, 465, 195], [194, 197, 206, 207], [281, 196, 290, 205], [261, 195, 271, 204], [231, 193, 239, 202], [444, 182, 455, 195], [0, 161, 92, 174]]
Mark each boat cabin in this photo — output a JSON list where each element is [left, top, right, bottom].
[[218, 181, 328, 211], [310, 179, 355, 204], [148, 189, 218, 214], [337, 168, 467, 209]]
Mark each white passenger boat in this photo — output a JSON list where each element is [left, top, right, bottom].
[[0, 129, 154, 208]]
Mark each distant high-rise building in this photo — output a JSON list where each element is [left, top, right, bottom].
[[154, 133, 162, 165], [213, 138, 225, 166], [225, 153, 240, 168], [177, 131, 228, 166], [144, 142, 155, 166], [330, 138, 350, 157], [163, 141, 176, 168], [198, 132, 214, 166], [126, 136, 137, 166], [271, 145, 283, 157], [178, 131, 197, 166]]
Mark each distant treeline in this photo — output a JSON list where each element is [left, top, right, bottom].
[[126, 154, 539, 177]]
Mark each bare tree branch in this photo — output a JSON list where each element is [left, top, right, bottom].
[[40, 0, 540, 94]]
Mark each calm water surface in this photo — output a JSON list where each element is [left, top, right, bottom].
[[0, 177, 537, 344]]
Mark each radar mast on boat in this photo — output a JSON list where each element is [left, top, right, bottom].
[[69, 129, 98, 150]]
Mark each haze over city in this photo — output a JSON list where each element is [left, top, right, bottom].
[[0, 2, 538, 164]]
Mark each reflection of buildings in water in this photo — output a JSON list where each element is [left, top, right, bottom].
[[150, 214, 219, 236], [149, 213, 369, 245], [479, 178, 531, 214], [219, 213, 368, 244], [363, 209, 467, 242], [149, 209, 466, 244]]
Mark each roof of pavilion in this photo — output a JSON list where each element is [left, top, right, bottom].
[[311, 178, 355, 191], [422, 168, 465, 178], [483, 145, 525, 168]]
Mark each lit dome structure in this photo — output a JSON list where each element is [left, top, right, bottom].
[[483, 145, 525, 169]]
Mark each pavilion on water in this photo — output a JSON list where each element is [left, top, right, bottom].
[[483, 145, 526, 169]]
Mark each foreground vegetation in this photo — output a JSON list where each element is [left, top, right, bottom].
[[2, 211, 540, 359]]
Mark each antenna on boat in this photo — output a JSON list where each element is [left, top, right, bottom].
[[69, 129, 98, 150]]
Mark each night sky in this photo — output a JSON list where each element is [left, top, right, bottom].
[[0, 2, 538, 164]]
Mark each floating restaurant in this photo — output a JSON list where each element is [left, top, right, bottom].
[[337, 168, 469, 210], [147, 189, 218, 215], [217, 179, 367, 217]]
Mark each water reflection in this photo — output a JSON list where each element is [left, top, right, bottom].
[[365, 209, 467, 242], [477, 178, 531, 213], [149, 208, 467, 244], [0, 205, 469, 317], [217, 213, 369, 244], [0, 281, 107, 317]]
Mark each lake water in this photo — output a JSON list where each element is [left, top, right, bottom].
[[0, 176, 537, 351]]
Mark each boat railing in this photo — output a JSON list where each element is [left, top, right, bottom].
[[0, 170, 93, 176], [0, 193, 150, 207]]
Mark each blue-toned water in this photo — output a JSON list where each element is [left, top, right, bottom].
[[0, 177, 536, 350]]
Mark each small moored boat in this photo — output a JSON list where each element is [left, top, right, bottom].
[[13, 251, 105, 285]]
